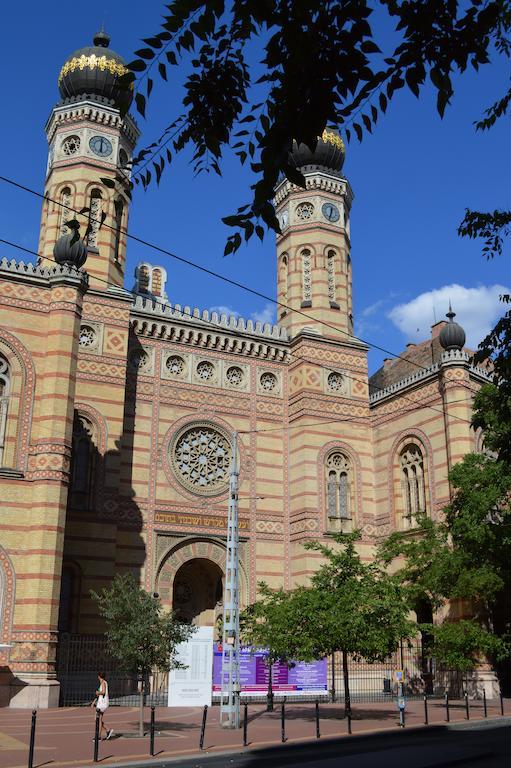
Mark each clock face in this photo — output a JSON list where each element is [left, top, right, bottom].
[[322, 202, 340, 223], [279, 210, 289, 230], [89, 135, 113, 157]]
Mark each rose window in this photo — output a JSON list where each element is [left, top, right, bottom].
[[260, 372, 277, 392], [166, 355, 185, 375], [79, 325, 96, 348], [130, 349, 150, 371], [226, 366, 244, 386], [171, 424, 232, 495], [327, 372, 344, 392], [62, 135, 81, 155], [197, 360, 214, 381], [296, 202, 314, 220]]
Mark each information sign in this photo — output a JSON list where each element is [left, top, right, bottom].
[[168, 626, 213, 707]]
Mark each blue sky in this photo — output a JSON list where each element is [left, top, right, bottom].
[[0, 1, 509, 373]]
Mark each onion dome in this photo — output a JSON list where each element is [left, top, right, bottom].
[[58, 29, 132, 110], [290, 128, 345, 173], [439, 305, 466, 351], [53, 233, 88, 269]]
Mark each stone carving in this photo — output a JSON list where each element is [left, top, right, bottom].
[[171, 423, 232, 495]]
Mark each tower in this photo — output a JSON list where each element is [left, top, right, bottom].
[[274, 129, 354, 340], [38, 30, 140, 288]]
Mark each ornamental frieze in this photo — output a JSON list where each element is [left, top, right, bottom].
[[154, 510, 250, 531]]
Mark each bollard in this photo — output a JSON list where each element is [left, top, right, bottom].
[[27, 710, 37, 768], [423, 694, 428, 725], [500, 688, 504, 716], [149, 706, 155, 756], [347, 710, 352, 735], [445, 692, 450, 722], [281, 699, 286, 743], [199, 705, 208, 751], [315, 700, 320, 739], [243, 702, 248, 747], [464, 691, 470, 720], [93, 709, 100, 763], [483, 689, 487, 719]]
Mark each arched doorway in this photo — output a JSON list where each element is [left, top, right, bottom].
[[172, 559, 223, 627]]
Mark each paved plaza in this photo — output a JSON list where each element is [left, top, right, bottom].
[[0, 698, 508, 768]]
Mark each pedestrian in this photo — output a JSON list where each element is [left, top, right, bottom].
[[92, 671, 113, 740]]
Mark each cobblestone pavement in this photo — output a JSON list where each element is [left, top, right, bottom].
[[0, 698, 508, 768]]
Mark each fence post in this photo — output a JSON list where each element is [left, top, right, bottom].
[[445, 692, 450, 722], [199, 705, 208, 750], [27, 710, 37, 768], [243, 702, 248, 747], [347, 710, 352, 735], [330, 652, 336, 702], [483, 689, 487, 719], [464, 691, 470, 720], [93, 710, 100, 762], [149, 706, 155, 756], [281, 699, 286, 743], [423, 694, 428, 725], [315, 700, 320, 739]]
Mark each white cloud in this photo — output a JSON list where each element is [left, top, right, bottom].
[[388, 284, 509, 349], [251, 302, 276, 326], [209, 305, 239, 318]]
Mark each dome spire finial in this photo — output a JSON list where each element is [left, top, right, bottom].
[[439, 303, 466, 351], [93, 27, 110, 48]]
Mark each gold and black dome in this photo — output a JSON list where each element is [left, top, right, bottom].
[[58, 29, 132, 110], [290, 128, 345, 173]]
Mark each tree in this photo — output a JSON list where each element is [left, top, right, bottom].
[[91, 573, 194, 735], [242, 533, 414, 715], [379, 454, 511, 686], [114, 1, 511, 254]]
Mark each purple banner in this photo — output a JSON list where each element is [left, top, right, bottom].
[[212, 644, 327, 694]]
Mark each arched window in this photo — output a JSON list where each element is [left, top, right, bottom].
[[113, 199, 124, 263], [152, 268, 163, 297], [325, 451, 352, 531], [279, 254, 288, 315], [0, 355, 10, 466], [301, 249, 312, 304], [69, 413, 95, 510], [59, 187, 72, 235], [327, 249, 336, 302], [87, 189, 102, 248], [400, 443, 426, 528], [138, 265, 150, 294]]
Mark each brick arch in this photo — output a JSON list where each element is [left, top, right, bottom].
[[156, 537, 248, 608], [317, 440, 362, 529], [0, 546, 15, 666], [0, 328, 35, 472], [388, 428, 436, 529]]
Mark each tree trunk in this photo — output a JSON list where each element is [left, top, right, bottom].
[[342, 650, 351, 718], [331, 652, 336, 702], [266, 661, 274, 712]]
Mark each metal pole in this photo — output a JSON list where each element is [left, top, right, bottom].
[[220, 432, 241, 729], [281, 699, 286, 743], [445, 692, 450, 722], [347, 710, 352, 735], [93, 710, 100, 762], [243, 702, 248, 746], [27, 710, 37, 768], [483, 689, 487, 719], [423, 694, 428, 725], [149, 706, 155, 756], [199, 705, 208, 750], [331, 652, 336, 702], [500, 688, 504, 716], [465, 691, 470, 720], [315, 700, 320, 739]]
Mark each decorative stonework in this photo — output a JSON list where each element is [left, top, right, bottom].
[[192, 358, 219, 387], [170, 422, 232, 496], [79, 321, 102, 353], [296, 202, 315, 221], [62, 134, 81, 155], [257, 369, 282, 396], [0, 546, 15, 666], [0, 328, 35, 473]]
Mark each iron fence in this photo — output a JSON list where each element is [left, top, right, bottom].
[[56, 633, 465, 707]]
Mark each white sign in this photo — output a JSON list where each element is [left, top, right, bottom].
[[168, 626, 213, 707]]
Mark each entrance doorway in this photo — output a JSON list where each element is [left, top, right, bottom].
[[172, 558, 223, 627]]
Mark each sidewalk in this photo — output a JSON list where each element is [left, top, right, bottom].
[[0, 698, 508, 768]]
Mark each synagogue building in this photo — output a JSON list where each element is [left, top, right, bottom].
[[0, 31, 492, 707]]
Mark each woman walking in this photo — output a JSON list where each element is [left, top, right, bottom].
[[92, 671, 113, 740]]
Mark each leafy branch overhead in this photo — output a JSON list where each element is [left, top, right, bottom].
[[115, 0, 511, 253]]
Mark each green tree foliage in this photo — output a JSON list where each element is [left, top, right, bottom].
[[115, 1, 511, 254], [242, 532, 414, 713], [91, 573, 194, 733], [379, 455, 511, 672]]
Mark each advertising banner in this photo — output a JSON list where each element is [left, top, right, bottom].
[[168, 626, 214, 707], [212, 644, 327, 696]]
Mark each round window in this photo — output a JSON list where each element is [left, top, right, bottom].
[[226, 366, 244, 386], [79, 324, 97, 348], [296, 202, 314, 220], [196, 360, 214, 381], [170, 423, 232, 495], [62, 135, 81, 156], [166, 355, 185, 375], [327, 371, 344, 392], [260, 372, 277, 392]]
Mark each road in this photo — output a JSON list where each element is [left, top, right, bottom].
[[110, 719, 511, 768]]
